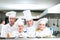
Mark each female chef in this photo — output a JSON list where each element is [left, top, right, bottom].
[[36, 18, 52, 37]]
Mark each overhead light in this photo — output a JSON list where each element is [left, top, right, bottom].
[[48, 4, 60, 13], [0, 4, 50, 10]]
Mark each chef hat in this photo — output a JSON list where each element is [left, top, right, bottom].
[[6, 11, 16, 18], [23, 10, 32, 21], [38, 18, 48, 25], [16, 18, 24, 26]]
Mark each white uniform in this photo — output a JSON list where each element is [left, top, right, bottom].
[[1, 11, 17, 37], [36, 27, 52, 37], [1, 23, 17, 37], [0, 24, 4, 33], [12, 31, 27, 38], [23, 10, 36, 37], [25, 24, 36, 37], [0, 24, 5, 36]]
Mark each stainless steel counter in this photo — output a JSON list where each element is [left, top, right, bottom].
[[0, 38, 60, 40]]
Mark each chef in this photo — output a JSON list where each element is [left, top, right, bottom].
[[12, 18, 27, 38], [23, 10, 36, 37], [36, 18, 52, 37], [1, 11, 17, 37]]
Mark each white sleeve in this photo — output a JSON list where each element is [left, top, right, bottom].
[[46, 28, 52, 35], [12, 31, 19, 37], [35, 31, 39, 37], [1, 25, 7, 37]]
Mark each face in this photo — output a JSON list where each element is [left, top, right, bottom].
[[9, 17, 16, 26], [26, 20, 33, 27], [18, 25, 24, 32], [38, 23, 45, 30]]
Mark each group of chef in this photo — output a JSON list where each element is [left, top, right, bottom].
[[0, 10, 54, 38]]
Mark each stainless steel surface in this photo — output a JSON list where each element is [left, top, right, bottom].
[[0, 38, 60, 40]]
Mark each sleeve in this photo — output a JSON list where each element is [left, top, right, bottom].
[[1, 25, 7, 37], [12, 31, 19, 37], [35, 31, 40, 37], [45, 28, 52, 36]]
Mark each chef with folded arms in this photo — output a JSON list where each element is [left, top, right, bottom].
[[1, 11, 17, 37], [23, 10, 36, 37], [36, 18, 52, 37]]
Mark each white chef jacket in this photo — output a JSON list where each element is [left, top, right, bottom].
[[25, 24, 36, 37], [1, 23, 17, 37], [12, 31, 27, 38], [0, 24, 5, 36], [36, 27, 52, 37]]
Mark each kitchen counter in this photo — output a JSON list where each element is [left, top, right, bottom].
[[0, 37, 60, 40]]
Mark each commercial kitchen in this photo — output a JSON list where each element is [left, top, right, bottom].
[[0, 0, 60, 40]]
